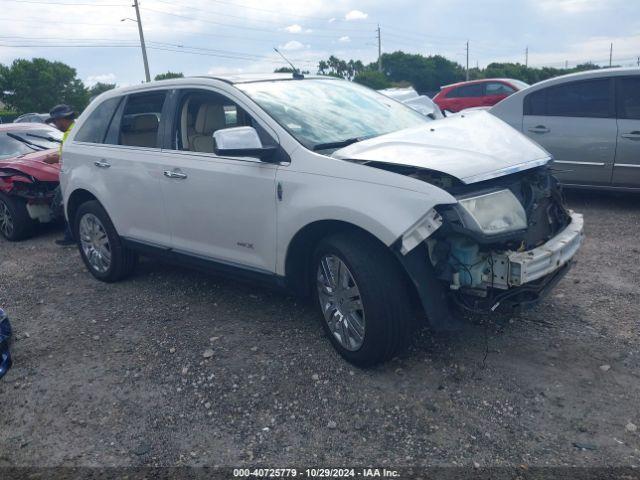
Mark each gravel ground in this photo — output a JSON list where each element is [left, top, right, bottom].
[[0, 190, 639, 469]]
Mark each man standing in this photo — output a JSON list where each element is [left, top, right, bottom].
[[46, 104, 77, 246]]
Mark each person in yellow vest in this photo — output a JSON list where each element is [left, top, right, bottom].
[[46, 104, 77, 246]]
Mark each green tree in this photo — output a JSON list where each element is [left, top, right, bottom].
[[353, 71, 391, 90], [88, 82, 116, 99], [154, 71, 184, 81], [375, 52, 465, 94], [273, 67, 310, 74], [0, 58, 88, 113]]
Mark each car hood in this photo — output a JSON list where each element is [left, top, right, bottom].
[[0, 149, 60, 182], [332, 111, 550, 184]]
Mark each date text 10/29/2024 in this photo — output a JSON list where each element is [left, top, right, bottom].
[[233, 468, 400, 478]]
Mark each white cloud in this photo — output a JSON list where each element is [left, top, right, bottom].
[[284, 24, 302, 33], [279, 40, 305, 51], [345, 10, 368, 21], [538, 0, 602, 13], [338, 36, 351, 43], [86, 73, 117, 86], [328, 17, 336, 23]]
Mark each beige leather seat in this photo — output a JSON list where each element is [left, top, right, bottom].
[[190, 104, 227, 153], [121, 114, 159, 147]]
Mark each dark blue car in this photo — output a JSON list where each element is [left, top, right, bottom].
[[0, 308, 12, 379]]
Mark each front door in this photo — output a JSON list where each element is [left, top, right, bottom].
[[158, 88, 279, 273], [522, 77, 616, 186], [612, 77, 640, 187]]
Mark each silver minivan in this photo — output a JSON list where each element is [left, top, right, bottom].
[[490, 68, 640, 191]]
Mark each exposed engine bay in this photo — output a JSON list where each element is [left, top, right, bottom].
[[381, 162, 583, 313]]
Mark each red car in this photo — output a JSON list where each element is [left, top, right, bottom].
[[0, 123, 62, 241], [432, 78, 529, 113]]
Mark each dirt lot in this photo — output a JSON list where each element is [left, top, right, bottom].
[[0, 191, 639, 469]]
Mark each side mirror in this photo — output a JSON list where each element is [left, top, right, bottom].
[[213, 126, 278, 162]]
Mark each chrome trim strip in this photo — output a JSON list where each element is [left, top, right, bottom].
[[554, 160, 606, 166], [613, 163, 640, 169], [462, 157, 551, 184]]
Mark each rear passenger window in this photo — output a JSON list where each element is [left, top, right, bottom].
[[74, 97, 121, 143], [486, 82, 515, 95], [119, 91, 166, 148], [526, 79, 612, 118], [617, 77, 640, 120], [525, 89, 546, 115]]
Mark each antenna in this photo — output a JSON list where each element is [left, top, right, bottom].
[[273, 48, 304, 79]]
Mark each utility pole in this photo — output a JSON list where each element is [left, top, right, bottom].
[[465, 40, 469, 81], [525, 46, 528, 67], [609, 42, 613, 67], [376, 24, 382, 72], [133, 0, 151, 82], [637, 56, 640, 67]]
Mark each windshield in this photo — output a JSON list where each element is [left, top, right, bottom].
[[237, 79, 429, 150], [0, 128, 63, 160]]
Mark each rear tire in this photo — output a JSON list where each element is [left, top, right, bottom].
[[73, 200, 137, 282], [312, 230, 414, 367], [0, 193, 36, 241]]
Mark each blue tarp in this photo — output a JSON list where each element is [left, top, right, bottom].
[[0, 308, 12, 379]]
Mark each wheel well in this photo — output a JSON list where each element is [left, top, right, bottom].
[[66, 189, 98, 227], [284, 220, 422, 314]]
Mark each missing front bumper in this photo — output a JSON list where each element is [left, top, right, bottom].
[[488, 212, 584, 289]]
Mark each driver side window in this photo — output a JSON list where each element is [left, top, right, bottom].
[[174, 90, 262, 154]]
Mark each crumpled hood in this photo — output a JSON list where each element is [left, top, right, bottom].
[[0, 149, 60, 182], [333, 111, 551, 184]]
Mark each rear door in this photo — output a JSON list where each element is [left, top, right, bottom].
[[443, 83, 485, 112], [612, 77, 640, 187], [71, 90, 172, 246], [522, 78, 616, 186]]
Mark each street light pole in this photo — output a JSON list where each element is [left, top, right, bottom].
[[133, 0, 151, 82]]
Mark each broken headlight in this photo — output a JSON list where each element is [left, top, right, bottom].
[[457, 189, 527, 236]]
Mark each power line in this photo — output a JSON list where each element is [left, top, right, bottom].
[[141, 6, 373, 39], [4, 0, 128, 5]]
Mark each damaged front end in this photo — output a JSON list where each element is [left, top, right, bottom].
[[0, 168, 60, 223], [428, 166, 583, 313], [395, 165, 584, 320]]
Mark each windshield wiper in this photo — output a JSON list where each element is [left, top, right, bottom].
[[26, 133, 61, 144], [312, 137, 364, 151], [6, 132, 48, 151]]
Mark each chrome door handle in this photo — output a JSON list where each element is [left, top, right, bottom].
[[621, 131, 640, 141], [163, 170, 188, 179], [528, 125, 550, 134], [94, 160, 111, 168]]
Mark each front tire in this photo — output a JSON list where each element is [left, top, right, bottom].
[[0, 193, 36, 241], [313, 231, 414, 367], [73, 200, 137, 282]]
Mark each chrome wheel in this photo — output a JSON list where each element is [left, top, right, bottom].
[[317, 255, 365, 351], [79, 213, 111, 273], [0, 200, 14, 238]]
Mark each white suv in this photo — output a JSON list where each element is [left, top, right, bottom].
[[60, 74, 584, 366]]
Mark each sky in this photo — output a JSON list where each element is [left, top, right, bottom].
[[1, 0, 638, 87]]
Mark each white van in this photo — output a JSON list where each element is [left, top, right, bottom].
[[60, 74, 583, 366]]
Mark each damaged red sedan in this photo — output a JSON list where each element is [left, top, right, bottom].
[[0, 123, 62, 241]]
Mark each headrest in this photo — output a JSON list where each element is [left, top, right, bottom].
[[132, 114, 159, 132], [195, 104, 226, 134]]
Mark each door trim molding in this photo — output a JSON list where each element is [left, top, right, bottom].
[[554, 160, 606, 166]]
